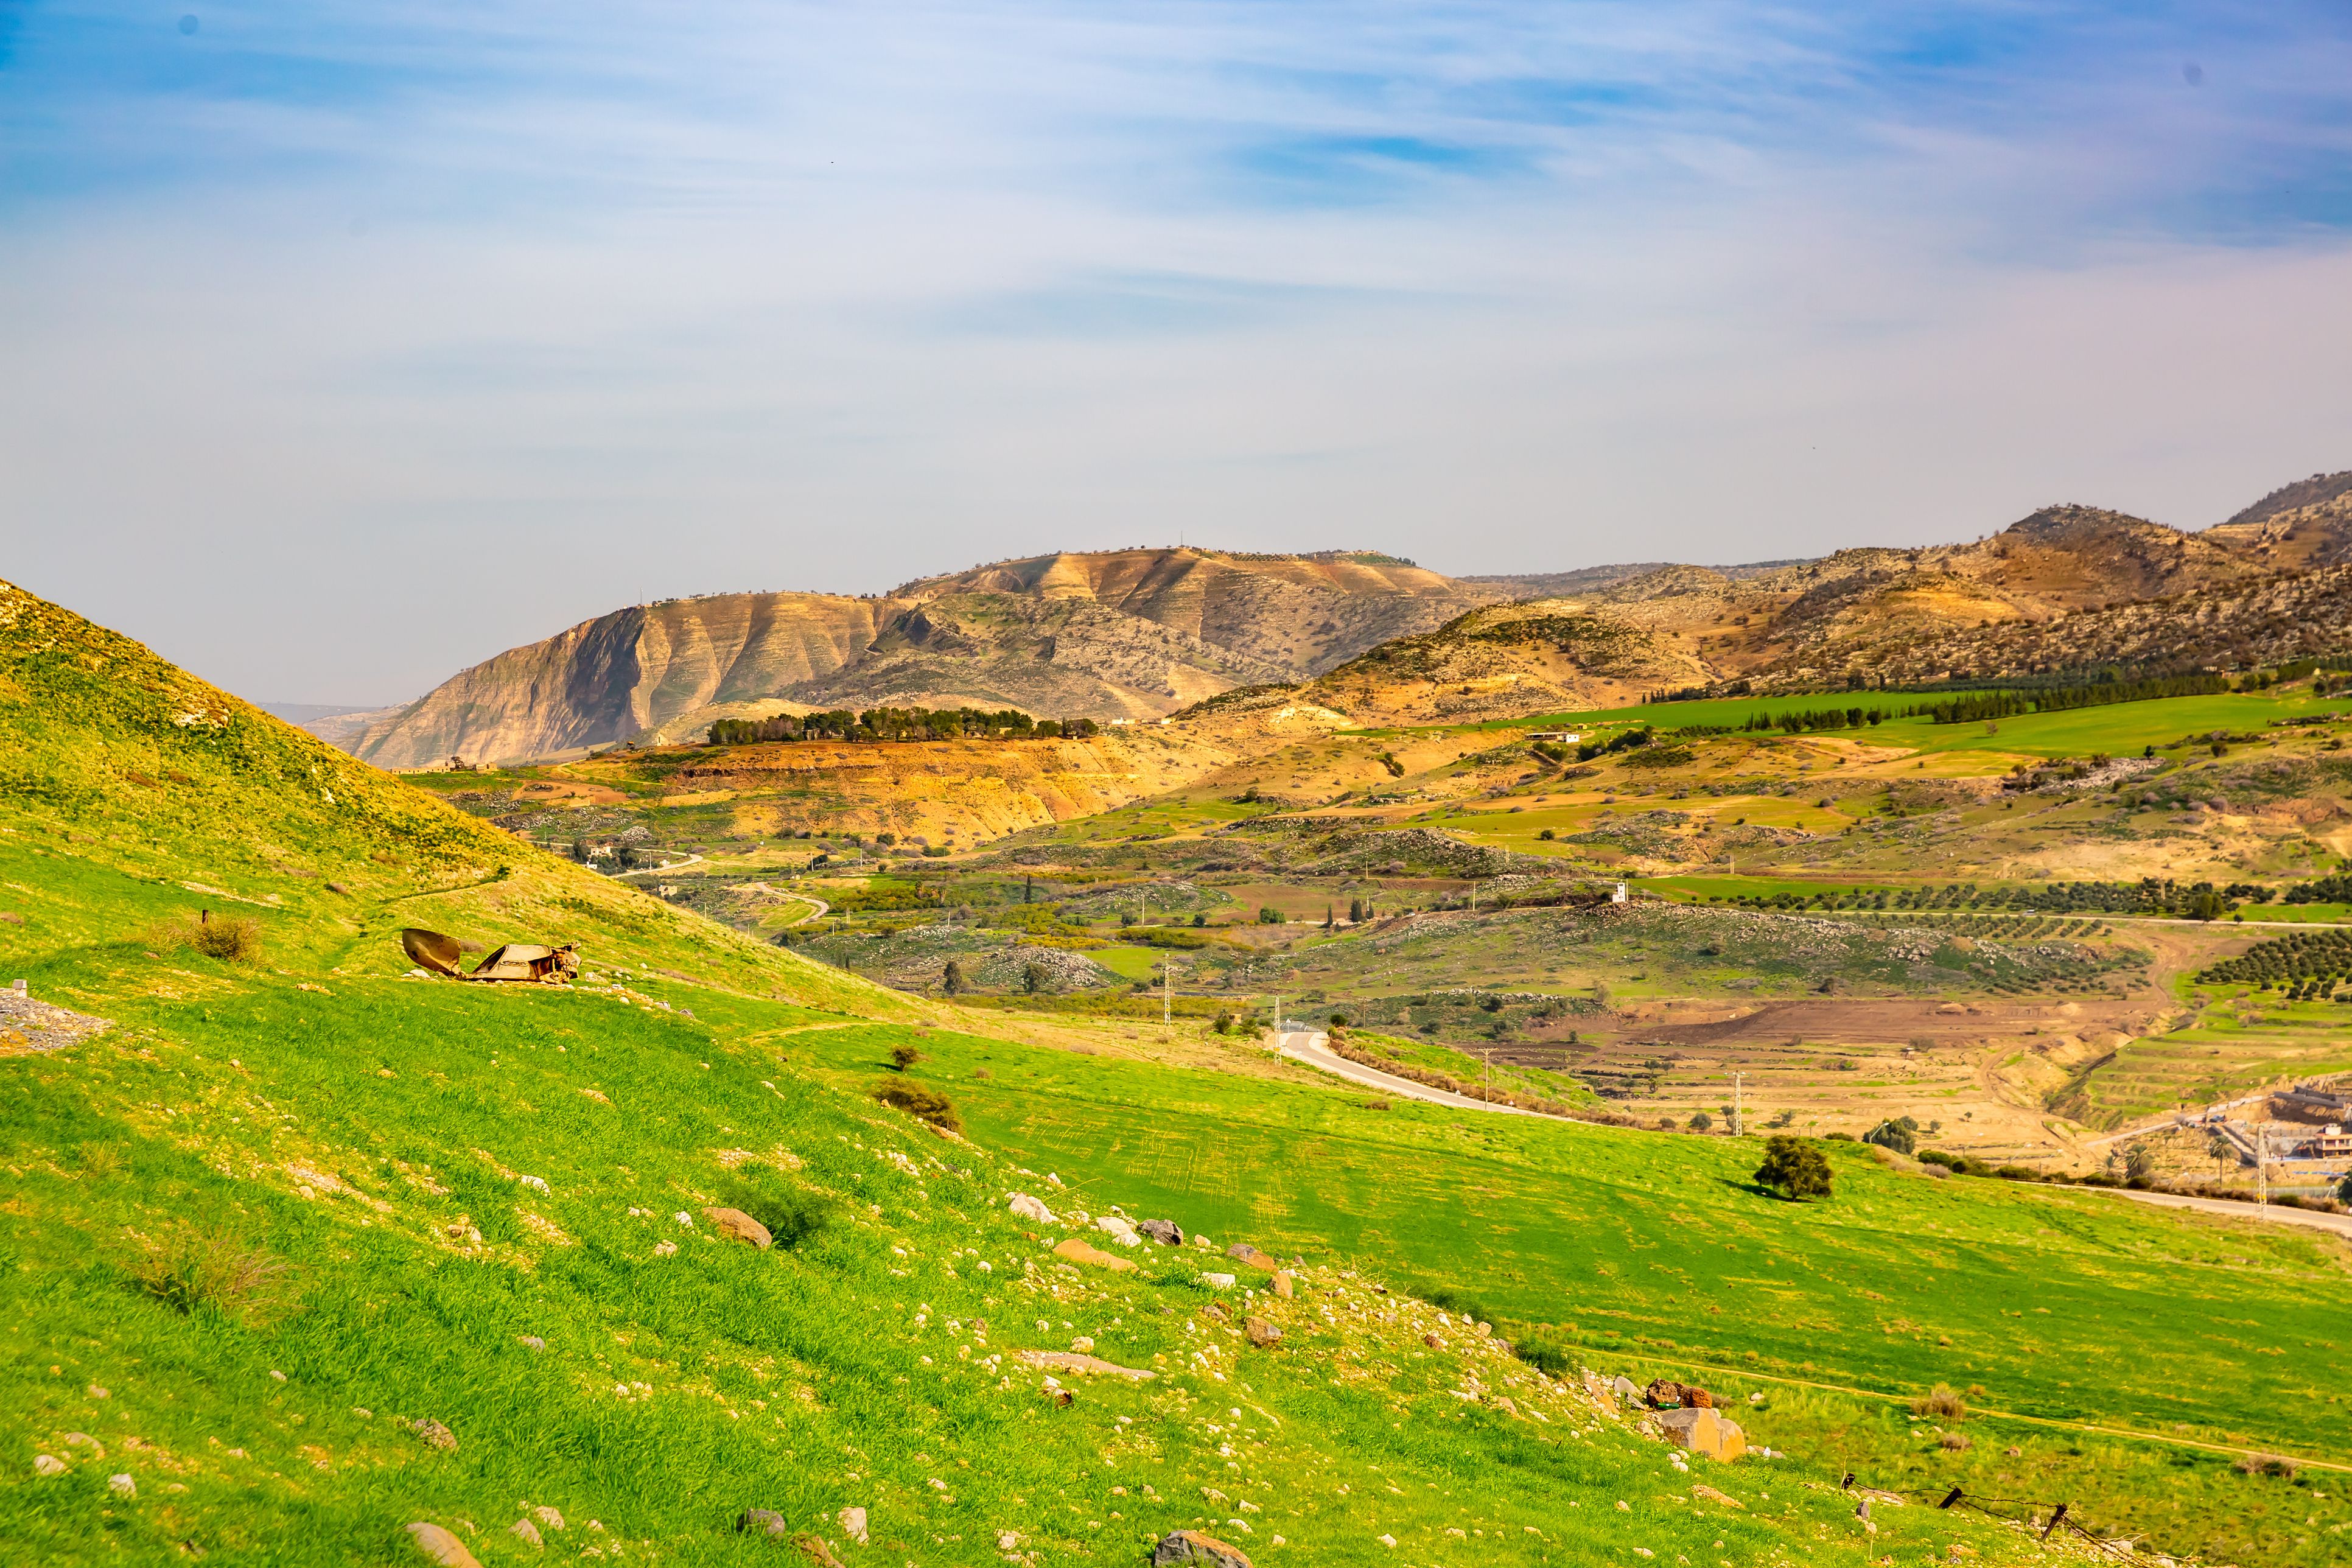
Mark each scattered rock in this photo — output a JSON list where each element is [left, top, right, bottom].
[[1490, 1395, 1519, 1416], [1016, 1349, 1155, 1381], [404, 1522, 485, 1568], [1655, 1407, 1746, 1462], [797, 1536, 845, 1567], [108, 1472, 136, 1497], [1199, 1272, 1237, 1290], [1096, 1214, 1143, 1248], [510, 1519, 544, 1549], [1581, 1371, 1619, 1414], [63, 1432, 105, 1457], [838, 1506, 867, 1545], [1152, 1528, 1254, 1567], [1070, 1335, 1096, 1353], [1646, 1377, 1712, 1410], [1224, 1242, 1280, 1272], [654, 1239, 677, 1256], [1690, 1484, 1741, 1508], [1137, 1219, 1183, 1245], [326, 882, 351, 895], [410, 1418, 458, 1452], [996, 1530, 1020, 1551], [1270, 1272, 1294, 1299], [704, 1207, 773, 1248], [1051, 1237, 1136, 1272], [533, 1507, 565, 1531], [1009, 1192, 1060, 1225], [1423, 1333, 1443, 1349], [33, 1454, 65, 1477], [1612, 1375, 1641, 1402], [737, 1510, 791, 1538], [1244, 1318, 1283, 1348], [519, 1335, 545, 1351]]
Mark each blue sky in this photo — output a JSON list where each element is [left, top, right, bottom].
[[4, 1, 2350, 701]]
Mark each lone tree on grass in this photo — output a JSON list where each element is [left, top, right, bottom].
[[941, 959, 965, 996], [1755, 1135, 1833, 1200]]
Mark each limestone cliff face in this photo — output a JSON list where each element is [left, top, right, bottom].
[[354, 549, 1503, 768], [352, 592, 908, 769]]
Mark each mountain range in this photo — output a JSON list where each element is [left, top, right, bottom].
[[346, 470, 2352, 767]]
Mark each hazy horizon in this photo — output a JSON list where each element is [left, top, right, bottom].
[[7, 2, 2350, 704]]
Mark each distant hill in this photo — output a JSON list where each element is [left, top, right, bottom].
[[351, 548, 1508, 768], [347, 470, 2352, 765]]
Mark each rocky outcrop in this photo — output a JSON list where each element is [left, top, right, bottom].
[[352, 549, 1503, 768]]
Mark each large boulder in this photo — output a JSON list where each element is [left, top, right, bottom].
[[704, 1207, 773, 1248], [1656, 1407, 1746, 1461], [1152, 1529, 1254, 1567], [1137, 1219, 1184, 1245], [1224, 1242, 1280, 1272], [1645, 1377, 1713, 1409], [1015, 1349, 1155, 1381], [1096, 1214, 1143, 1248]]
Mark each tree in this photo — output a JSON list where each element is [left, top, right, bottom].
[[1863, 1117, 1917, 1156], [1349, 897, 1364, 923], [1323, 905, 1335, 929], [2208, 1128, 2237, 1177], [889, 1044, 922, 1071], [2338, 1172, 2352, 1204], [1755, 1135, 1833, 1200], [570, 838, 590, 863], [2123, 1141, 2157, 1183], [1021, 961, 1048, 995], [941, 960, 965, 997], [1689, 1112, 1713, 1132]]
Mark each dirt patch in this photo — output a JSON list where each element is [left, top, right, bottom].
[[0, 990, 112, 1056]]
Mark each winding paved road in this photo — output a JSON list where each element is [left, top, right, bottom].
[[1273, 1031, 1540, 1116], [2104, 1186, 2352, 1236]]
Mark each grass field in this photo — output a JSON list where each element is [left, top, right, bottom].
[[10, 575, 2351, 1567], [776, 1021, 2352, 1566]]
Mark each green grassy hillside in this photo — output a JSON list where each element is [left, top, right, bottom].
[[0, 576, 2332, 1567], [0, 579, 2097, 1567]]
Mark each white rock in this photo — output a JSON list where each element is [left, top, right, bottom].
[[1008, 1193, 1059, 1225], [672, 1211, 694, 1228], [533, 1506, 565, 1531], [1379, 1533, 1396, 1547], [1095, 1214, 1142, 1248], [1200, 1272, 1237, 1289], [839, 1506, 868, 1544], [510, 1519, 544, 1548], [33, 1455, 65, 1477], [996, 1530, 1020, 1550], [109, 1473, 136, 1496]]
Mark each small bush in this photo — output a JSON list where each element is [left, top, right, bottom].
[[148, 912, 264, 963], [1911, 1384, 1966, 1421], [1755, 1135, 1833, 1200], [718, 1178, 832, 1249], [872, 1079, 961, 1133], [889, 1044, 922, 1071], [2235, 1452, 2298, 1479], [1513, 1337, 1572, 1377], [133, 1228, 294, 1324], [1939, 1432, 1972, 1451]]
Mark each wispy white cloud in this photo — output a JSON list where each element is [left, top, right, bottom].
[[3, 1, 2350, 700]]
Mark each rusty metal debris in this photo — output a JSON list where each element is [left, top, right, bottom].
[[400, 928, 578, 983]]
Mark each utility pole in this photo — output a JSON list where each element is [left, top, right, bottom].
[[1163, 957, 1174, 1031], [2256, 1122, 2268, 1206], [1734, 1071, 1745, 1137]]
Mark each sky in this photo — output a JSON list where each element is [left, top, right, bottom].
[[4, 2, 2351, 705]]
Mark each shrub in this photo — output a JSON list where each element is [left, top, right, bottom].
[[1863, 1117, 1918, 1156], [889, 1044, 923, 1071], [133, 1227, 294, 1325], [2235, 1452, 2298, 1479], [1256, 906, 1286, 924], [1939, 1432, 1972, 1451], [1911, 1384, 1966, 1421], [149, 912, 263, 963], [1689, 1112, 1712, 1132], [718, 1178, 832, 1249], [1513, 1337, 1573, 1377], [1755, 1135, 1833, 1200], [872, 1079, 961, 1133]]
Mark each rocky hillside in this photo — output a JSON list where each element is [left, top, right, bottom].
[[1185, 598, 1706, 726], [353, 550, 1504, 769]]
